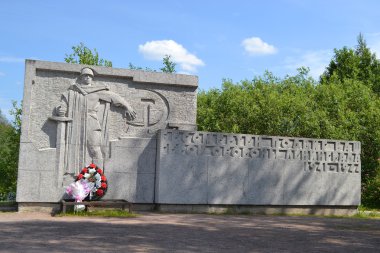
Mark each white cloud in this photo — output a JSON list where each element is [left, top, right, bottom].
[[0, 56, 24, 63], [242, 37, 278, 56], [138, 40, 205, 73], [284, 50, 332, 79]]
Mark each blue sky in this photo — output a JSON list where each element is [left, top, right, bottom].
[[1, 0, 380, 120]]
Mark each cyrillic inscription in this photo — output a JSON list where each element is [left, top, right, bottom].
[[160, 130, 361, 173]]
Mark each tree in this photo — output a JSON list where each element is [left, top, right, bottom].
[[160, 55, 176, 73], [0, 102, 21, 196], [128, 55, 176, 73], [64, 42, 113, 67], [321, 34, 380, 94], [198, 69, 318, 138], [128, 63, 156, 72], [9, 101, 22, 134]]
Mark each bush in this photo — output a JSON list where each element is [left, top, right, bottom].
[[362, 169, 380, 208]]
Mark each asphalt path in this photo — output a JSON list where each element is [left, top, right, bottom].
[[0, 212, 379, 252]]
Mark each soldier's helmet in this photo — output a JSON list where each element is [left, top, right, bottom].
[[80, 67, 94, 77]]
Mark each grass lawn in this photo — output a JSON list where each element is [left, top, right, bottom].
[[57, 209, 138, 218]]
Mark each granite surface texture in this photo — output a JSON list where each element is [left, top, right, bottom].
[[155, 130, 361, 205]]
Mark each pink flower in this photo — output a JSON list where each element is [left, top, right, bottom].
[[66, 186, 73, 195]]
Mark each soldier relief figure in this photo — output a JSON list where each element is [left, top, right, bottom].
[[56, 67, 136, 175]]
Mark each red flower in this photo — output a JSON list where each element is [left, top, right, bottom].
[[97, 168, 103, 174], [89, 163, 96, 168], [96, 189, 104, 196], [101, 182, 107, 189], [77, 174, 83, 180], [81, 168, 88, 173], [101, 175, 107, 181]]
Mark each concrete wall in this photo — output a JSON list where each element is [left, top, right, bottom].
[[155, 130, 361, 206]]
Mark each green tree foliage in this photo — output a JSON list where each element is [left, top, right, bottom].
[[10, 101, 22, 134], [128, 63, 156, 72], [0, 102, 21, 195], [160, 55, 176, 73], [128, 54, 177, 73], [65, 42, 113, 67], [198, 68, 320, 137], [321, 34, 380, 94]]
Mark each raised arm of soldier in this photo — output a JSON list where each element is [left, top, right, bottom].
[[98, 90, 137, 120], [123, 102, 137, 120]]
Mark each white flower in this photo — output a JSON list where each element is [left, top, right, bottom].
[[94, 174, 101, 180], [84, 173, 90, 179], [89, 168, 96, 174]]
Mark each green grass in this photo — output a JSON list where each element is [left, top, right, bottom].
[[58, 209, 138, 218], [358, 205, 380, 212], [354, 205, 380, 219], [352, 212, 380, 219]]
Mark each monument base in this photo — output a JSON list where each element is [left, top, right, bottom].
[[17, 202, 157, 213], [155, 204, 359, 216], [16, 202, 358, 216], [18, 202, 61, 213]]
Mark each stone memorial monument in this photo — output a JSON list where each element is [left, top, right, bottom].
[[16, 60, 361, 214], [17, 60, 197, 206]]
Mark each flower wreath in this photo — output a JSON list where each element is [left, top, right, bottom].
[[75, 163, 108, 201]]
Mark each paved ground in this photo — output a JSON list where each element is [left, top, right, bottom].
[[0, 212, 379, 253]]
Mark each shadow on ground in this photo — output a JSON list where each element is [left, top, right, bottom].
[[0, 213, 379, 252]]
